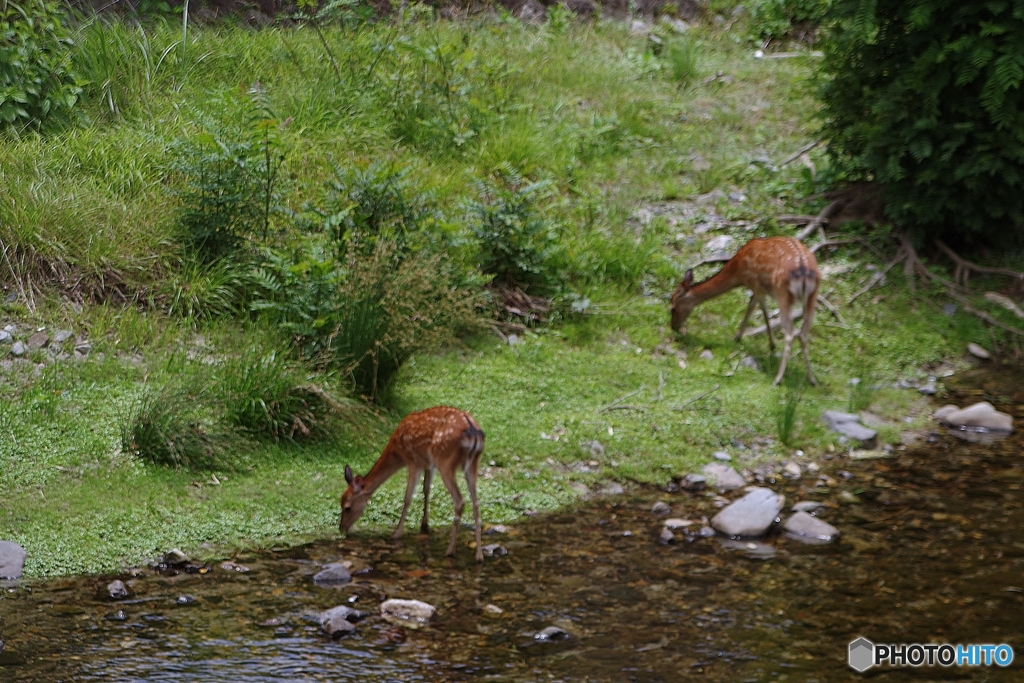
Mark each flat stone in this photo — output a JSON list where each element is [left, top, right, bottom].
[[380, 598, 436, 627], [107, 579, 129, 600], [782, 462, 801, 479], [313, 563, 352, 587], [10, 341, 26, 357], [663, 518, 693, 529], [599, 482, 624, 495], [482, 543, 508, 556], [53, 330, 74, 345], [318, 605, 365, 626], [483, 604, 504, 615], [821, 410, 878, 448], [933, 404, 959, 421], [74, 341, 92, 356], [163, 549, 188, 566], [705, 235, 735, 252], [783, 511, 840, 544], [710, 487, 785, 538], [26, 332, 48, 351], [792, 501, 825, 513], [967, 342, 990, 359], [0, 540, 27, 579], [702, 462, 746, 491], [0, 330, 10, 343], [718, 538, 777, 559], [712, 451, 731, 461], [322, 616, 356, 637], [651, 501, 671, 516], [940, 401, 1013, 432]]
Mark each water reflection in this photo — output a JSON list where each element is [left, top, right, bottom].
[[1, 368, 1021, 682]]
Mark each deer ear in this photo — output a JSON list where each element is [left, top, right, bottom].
[[683, 269, 693, 288], [353, 475, 365, 491], [344, 465, 354, 485]]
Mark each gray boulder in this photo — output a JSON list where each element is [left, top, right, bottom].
[[702, 462, 746, 491], [10, 341, 26, 357], [534, 625, 570, 642], [313, 563, 351, 587], [711, 487, 785, 538], [783, 511, 840, 544], [651, 501, 671, 516], [26, 332, 48, 351], [792, 501, 825, 513], [318, 605, 365, 637], [821, 410, 878, 448], [107, 579, 129, 600], [53, 330, 74, 345], [0, 541, 26, 579]]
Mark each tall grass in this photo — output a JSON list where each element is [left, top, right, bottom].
[[775, 380, 806, 447]]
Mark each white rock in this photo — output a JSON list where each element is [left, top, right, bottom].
[[663, 518, 693, 529], [705, 235, 735, 252], [940, 402, 1013, 432], [702, 462, 747, 491], [699, 349, 714, 361], [783, 462, 801, 479], [967, 342, 990, 359], [381, 599, 436, 627], [711, 488, 785, 537], [783, 511, 840, 544], [932, 404, 959, 421]]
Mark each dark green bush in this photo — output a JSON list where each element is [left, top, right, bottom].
[[466, 165, 565, 292], [748, 0, 832, 44], [0, 0, 82, 133], [819, 0, 1024, 244]]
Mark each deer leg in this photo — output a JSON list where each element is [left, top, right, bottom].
[[420, 468, 434, 534], [438, 466, 465, 558], [800, 292, 818, 386], [773, 299, 797, 386], [394, 468, 421, 540], [464, 459, 483, 563], [734, 293, 759, 342], [759, 298, 776, 351]]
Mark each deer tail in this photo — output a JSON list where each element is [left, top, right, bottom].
[[460, 417, 485, 465]]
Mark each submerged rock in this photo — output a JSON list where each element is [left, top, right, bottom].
[[783, 511, 840, 544], [702, 462, 746, 491], [711, 488, 785, 538], [163, 549, 189, 566], [175, 595, 197, 606], [718, 538, 777, 559], [534, 626, 570, 642], [318, 605, 364, 637], [380, 599, 436, 627], [651, 501, 671, 516], [792, 501, 825, 513], [821, 411, 878, 448], [0, 540, 26, 579], [681, 473, 706, 491], [313, 563, 352, 587]]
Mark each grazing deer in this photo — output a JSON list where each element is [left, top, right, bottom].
[[670, 236, 820, 386], [340, 406, 486, 562]]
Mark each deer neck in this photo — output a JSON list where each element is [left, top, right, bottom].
[[688, 265, 743, 304], [361, 446, 406, 496]]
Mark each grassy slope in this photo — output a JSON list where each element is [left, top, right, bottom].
[[0, 15, 1018, 576]]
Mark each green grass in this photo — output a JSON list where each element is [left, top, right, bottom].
[[0, 13, 1021, 576]]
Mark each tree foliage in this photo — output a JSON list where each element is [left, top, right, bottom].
[[819, 0, 1024, 244]]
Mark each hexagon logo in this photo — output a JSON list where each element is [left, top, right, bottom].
[[849, 637, 875, 672]]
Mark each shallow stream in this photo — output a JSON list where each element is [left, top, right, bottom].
[[1, 368, 1022, 682]]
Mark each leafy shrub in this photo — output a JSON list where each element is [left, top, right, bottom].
[[748, 0, 832, 44], [163, 258, 246, 320], [320, 162, 435, 258], [217, 345, 338, 442], [466, 165, 565, 292], [819, 0, 1024, 245], [250, 240, 480, 402], [0, 0, 82, 134], [121, 384, 231, 471]]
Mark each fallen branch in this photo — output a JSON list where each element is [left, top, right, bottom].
[[934, 240, 1024, 287], [777, 214, 817, 225], [597, 386, 645, 413], [780, 140, 821, 167], [817, 296, 846, 326], [672, 384, 721, 411], [946, 291, 1024, 337], [743, 307, 804, 337], [847, 245, 907, 305]]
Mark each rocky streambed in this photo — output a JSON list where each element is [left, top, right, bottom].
[[1, 367, 1022, 682]]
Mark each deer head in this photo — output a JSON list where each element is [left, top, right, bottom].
[[339, 464, 371, 532], [669, 269, 696, 333]]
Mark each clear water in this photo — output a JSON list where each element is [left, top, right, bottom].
[[2, 368, 1021, 682]]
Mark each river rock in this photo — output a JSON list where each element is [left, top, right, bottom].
[[534, 625, 570, 642], [782, 462, 801, 479], [710, 487, 785, 538], [163, 548, 189, 566], [318, 604, 365, 634], [322, 616, 356, 637], [792, 501, 825, 513], [681, 473, 706, 491], [659, 528, 675, 544], [0, 330, 9, 343], [821, 410, 878, 448], [967, 343, 990, 359], [699, 349, 714, 361], [482, 543, 508, 557], [702, 462, 746, 491], [600, 482, 624, 495], [712, 451, 731, 461], [663, 518, 693, 530], [0, 541, 26, 579], [718, 538, 777, 559], [938, 402, 1013, 432], [175, 594, 197, 605], [651, 501, 671, 516], [74, 341, 92, 357], [10, 341, 26, 357], [107, 579, 129, 600], [313, 563, 352, 586], [933, 404, 959, 421], [380, 598, 436, 626], [783, 511, 840, 544]]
